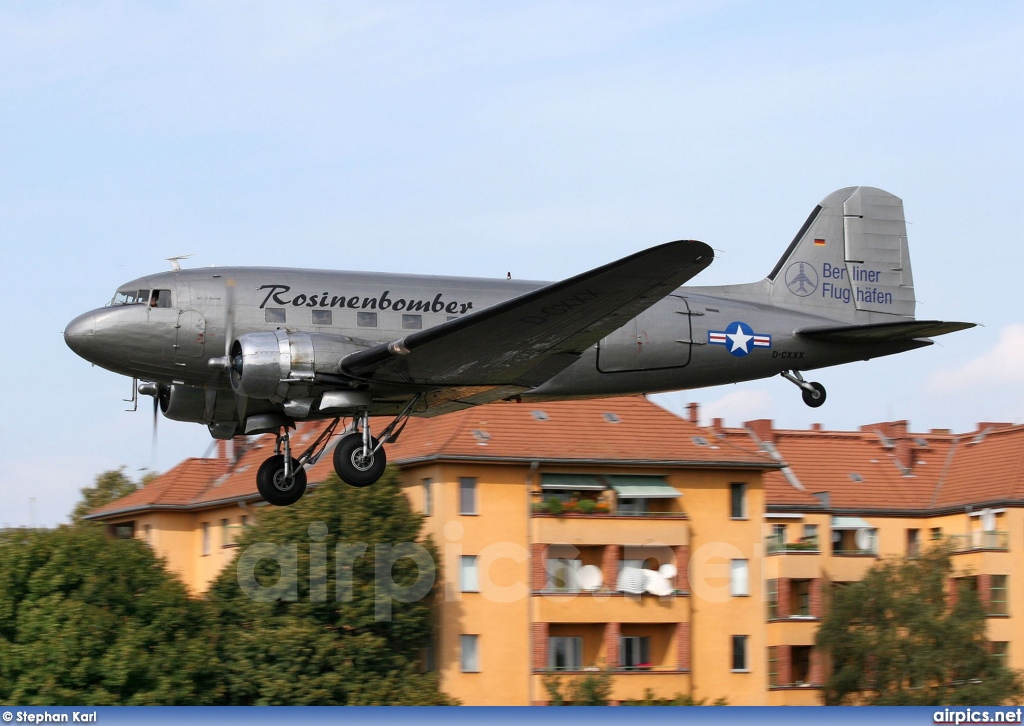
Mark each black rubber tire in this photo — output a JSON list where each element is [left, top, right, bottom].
[[801, 382, 827, 408], [256, 454, 307, 506], [333, 433, 387, 487]]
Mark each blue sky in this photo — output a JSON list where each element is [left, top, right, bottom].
[[2, 1, 1021, 527]]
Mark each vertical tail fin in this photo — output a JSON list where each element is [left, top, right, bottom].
[[765, 187, 916, 321]]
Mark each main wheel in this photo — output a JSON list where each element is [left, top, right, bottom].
[[256, 454, 307, 506], [801, 382, 827, 408], [333, 433, 387, 487]]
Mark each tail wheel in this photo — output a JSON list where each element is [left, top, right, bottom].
[[333, 433, 387, 487], [256, 454, 307, 506], [801, 382, 827, 408]]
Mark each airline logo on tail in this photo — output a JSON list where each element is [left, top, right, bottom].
[[785, 262, 818, 297], [709, 321, 772, 357]]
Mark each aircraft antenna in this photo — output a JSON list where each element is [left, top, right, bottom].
[[166, 254, 194, 271]]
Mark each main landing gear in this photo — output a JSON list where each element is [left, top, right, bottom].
[[255, 396, 421, 506], [781, 370, 827, 408]]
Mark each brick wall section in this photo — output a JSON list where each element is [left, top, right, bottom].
[[979, 573, 992, 613], [778, 577, 791, 619], [602, 544, 621, 591], [604, 622, 620, 669], [777, 646, 792, 687], [531, 543, 547, 591], [810, 577, 824, 619], [532, 622, 549, 670], [675, 621, 691, 671], [675, 544, 690, 592]]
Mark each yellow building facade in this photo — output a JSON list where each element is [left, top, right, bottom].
[[89, 398, 1024, 705]]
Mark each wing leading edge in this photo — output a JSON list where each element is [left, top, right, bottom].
[[341, 240, 714, 388]]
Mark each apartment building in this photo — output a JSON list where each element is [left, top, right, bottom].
[[88, 397, 1024, 705]]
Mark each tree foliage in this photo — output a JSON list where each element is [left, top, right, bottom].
[[542, 670, 613, 705], [207, 468, 454, 705], [816, 544, 1024, 705], [70, 468, 144, 525], [0, 526, 220, 704]]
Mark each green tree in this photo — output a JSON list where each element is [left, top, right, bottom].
[[0, 526, 220, 704], [70, 468, 144, 524], [208, 469, 454, 705], [542, 670, 613, 705], [816, 544, 1024, 705]]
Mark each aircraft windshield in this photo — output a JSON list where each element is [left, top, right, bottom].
[[109, 288, 172, 307], [112, 289, 150, 306]]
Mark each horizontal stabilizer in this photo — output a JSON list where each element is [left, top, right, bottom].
[[796, 320, 976, 343]]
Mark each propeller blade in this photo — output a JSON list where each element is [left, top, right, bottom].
[[208, 278, 237, 370]]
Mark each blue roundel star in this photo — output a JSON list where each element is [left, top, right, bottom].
[[708, 321, 772, 357]]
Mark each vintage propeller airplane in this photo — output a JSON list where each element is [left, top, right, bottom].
[[65, 186, 973, 506]]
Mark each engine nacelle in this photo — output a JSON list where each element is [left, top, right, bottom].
[[159, 383, 207, 423], [229, 330, 359, 401]]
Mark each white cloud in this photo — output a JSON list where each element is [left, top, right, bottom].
[[698, 389, 776, 426], [928, 324, 1024, 393]]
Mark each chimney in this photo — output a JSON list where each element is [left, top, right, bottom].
[[871, 420, 913, 473], [811, 423, 822, 432], [745, 418, 775, 445], [711, 417, 724, 434], [687, 402, 699, 424]]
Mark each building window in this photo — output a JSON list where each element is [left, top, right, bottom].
[[730, 559, 749, 597], [221, 518, 230, 548], [990, 575, 1008, 615], [460, 556, 479, 593], [357, 311, 377, 327], [731, 635, 748, 671], [241, 514, 249, 527], [265, 308, 285, 324], [617, 497, 648, 515], [549, 636, 583, 671], [791, 579, 811, 616], [546, 558, 582, 592], [992, 642, 1009, 668], [142, 524, 152, 544], [459, 478, 477, 515], [907, 528, 920, 558], [312, 309, 332, 326], [402, 314, 422, 330], [621, 636, 650, 670], [110, 522, 135, 539], [766, 578, 779, 620], [792, 645, 812, 684], [423, 478, 432, 516], [930, 527, 942, 540], [460, 635, 479, 672], [767, 645, 779, 687], [730, 482, 746, 519], [202, 522, 210, 556], [802, 523, 818, 548]]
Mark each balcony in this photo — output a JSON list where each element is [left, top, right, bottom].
[[949, 531, 1009, 553], [766, 536, 820, 555]]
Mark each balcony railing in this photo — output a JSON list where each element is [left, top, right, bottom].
[[765, 537, 820, 555], [949, 531, 1009, 553]]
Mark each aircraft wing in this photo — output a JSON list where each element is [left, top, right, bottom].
[[340, 240, 713, 388], [796, 319, 976, 343]]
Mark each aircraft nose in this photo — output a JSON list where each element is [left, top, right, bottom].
[[64, 311, 97, 359]]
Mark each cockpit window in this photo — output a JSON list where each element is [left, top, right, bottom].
[[110, 288, 172, 307], [150, 289, 172, 308]]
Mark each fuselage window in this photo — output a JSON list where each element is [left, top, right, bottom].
[[266, 308, 286, 324], [357, 312, 378, 328], [312, 310, 332, 326], [402, 314, 423, 330]]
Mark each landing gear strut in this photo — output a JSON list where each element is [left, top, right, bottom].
[[332, 396, 421, 488], [781, 370, 827, 408], [256, 419, 342, 506]]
